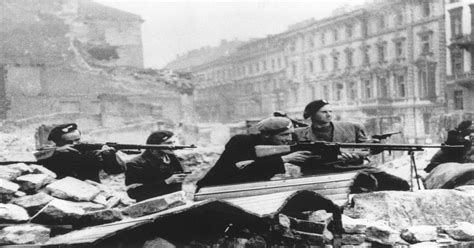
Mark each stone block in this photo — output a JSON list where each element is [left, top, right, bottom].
[[46, 177, 101, 202], [443, 222, 474, 241], [400, 225, 438, 243], [29, 164, 57, 178], [79, 209, 122, 226], [341, 234, 366, 245], [0, 203, 29, 222], [10, 192, 54, 215], [341, 243, 372, 248], [342, 215, 370, 234], [0, 178, 20, 194], [0, 167, 22, 181], [365, 222, 404, 245], [15, 174, 54, 192], [308, 209, 333, 223], [72, 201, 106, 212], [91, 192, 107, 205], [290, 216, 326, 234], [105, 196, 121, 209], [0, 224, 50, 245], [349, 190, 474, 230], [293, 230, 326, 246], [122, 191, 186, 218], [31, 198, 84, 225], [5, 163, 33, 175]]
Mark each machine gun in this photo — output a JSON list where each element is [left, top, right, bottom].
[[255, 142, 465, 190], [372, 131, 402, 140]]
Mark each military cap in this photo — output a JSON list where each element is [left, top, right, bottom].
[[457, 120, 473, 136], [48, 123, 78, 143], [303, 99, 329, 119], [146, 130, 174, 144], [257, 117, 294, 135]]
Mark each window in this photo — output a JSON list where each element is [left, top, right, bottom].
[[277, 58, 281, 68], [395, 40, 405, 58], [320, 56, 326, 71], [346, 24, 353, 38], [348, 82, 357, 100], [333, 54, 339, 70], [378, 16, 386, 30], [451, 47, 464, 75], [346, 50, 353, 67], [271, 59, 275, 70], [262, 61, 267, 71], [377, 43, 386, 62], [310, 86, 316, 100], [308, 36, 315, 48], [422, 1, 431, 17], [308, 60, 314, 73], [454, 90, 464, 109], [396, 74, 406, 97], [321, 32, 326, 45], [333, 29, 339, 41], [363, 47, 370, 65], [418, 64, 437, 98], [421, 35, 431, 54], [364, 80, 372, 98], [378, 77, 388, 98], [450, 8, 463, 37], [323, 85, 330, 100], [396, 12, 404, 26], [289, 41, 296, 52], [336, 83, 344, 101]]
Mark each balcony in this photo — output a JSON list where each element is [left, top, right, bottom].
[[450, 33, 474, 49], [447, 71, 474, 89]]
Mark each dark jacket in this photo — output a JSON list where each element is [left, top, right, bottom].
[[36, 149, 122, 183], [125, 151, 183, 202], [197, 134, 286, 188]]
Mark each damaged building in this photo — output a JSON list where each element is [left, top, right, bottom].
[[0, 0, 190, 133], [167, 0, 473, 143]]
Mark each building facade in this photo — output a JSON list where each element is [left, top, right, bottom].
[[169, 0, 451, 141], [445, 0, 474, 123]]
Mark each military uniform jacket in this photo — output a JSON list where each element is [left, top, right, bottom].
[[197, 134, 286, 188], [294, 121, 369, 143], [36, 148, 123, 183], [125, 151, 183, 202]]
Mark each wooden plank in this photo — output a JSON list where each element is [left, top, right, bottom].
[[195, 171, 358, 200]]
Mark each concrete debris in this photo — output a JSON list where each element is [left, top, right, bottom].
[[79, 209, 123, 226], [442, 222, 474, 241], [0, 178, 20, 194], [5, 163, 33, 174], [105, 196, 121, 209], [400, 225, 438, 243], [31, 199, 85, 225], [0, 224, 50, 245], [365, 222, 405, 245], [29, 164, 57, 179], [10, 192, 54, 215], [342, 215, 370, 234], [46, 177, 101, 202], [0, 166, 22, 181], [121, 191, 186, 218], [307, 209, 333, 223], [15, 173, 54, 192], [0, 203, 29, 222], [341, 234, 366, 245]]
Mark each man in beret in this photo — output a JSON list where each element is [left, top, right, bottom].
[[425, 120, 473, 173], [34, 123, 123, 183], [295, 100, 409, 192], [125, 131, 188, 202], [197, 117, 311, 188]]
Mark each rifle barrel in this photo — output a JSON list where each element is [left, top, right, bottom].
[[337, 143, 463, 150]]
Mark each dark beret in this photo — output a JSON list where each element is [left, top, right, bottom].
[[303, 99, 329, 119], [146, 131, 174, 144], [457, 120, 472, 131], [47, 123, 78, 143], [257, 117, 293, 135]]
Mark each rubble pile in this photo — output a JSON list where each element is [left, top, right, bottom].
[[0, 163, 134, 245]]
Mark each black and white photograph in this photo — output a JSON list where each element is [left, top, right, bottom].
[[0, 0, 473, 246]]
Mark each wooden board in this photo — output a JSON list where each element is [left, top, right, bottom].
[[194, 171, 358, 201]]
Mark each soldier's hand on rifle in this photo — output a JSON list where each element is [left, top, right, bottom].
[[55, 144, 80, 154], [165, 174, 187, 184], [282, 151, 312, 164], [338, 152, 362, 161], [100, 145, 116, 156]]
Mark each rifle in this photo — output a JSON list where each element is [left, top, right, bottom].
[[34, 143, 197, 160], [372, 131, 402, 140], [255, 142, 464, 162]]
